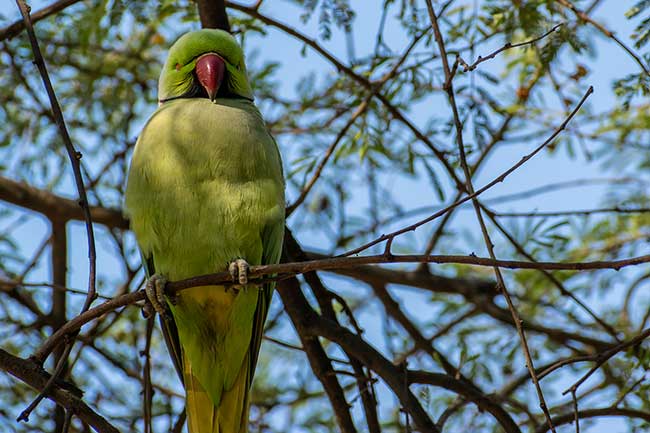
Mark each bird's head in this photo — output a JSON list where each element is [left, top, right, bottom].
[[158, 29, 253, 103]]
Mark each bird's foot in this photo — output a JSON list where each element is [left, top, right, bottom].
[[143, 274, 171, 319], [228, 258, 249, 290]]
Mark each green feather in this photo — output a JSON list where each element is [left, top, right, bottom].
[[125, 30, 284, 433]]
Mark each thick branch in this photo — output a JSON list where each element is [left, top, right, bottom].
[[277, 280, 439, 432], [0, 348, 118, 433], [197, 0, 231, 31], [408, 370, 520, 433], [0, 176, 128, 229], [278, 277, 358, 433], [285, 231, 379, 433]]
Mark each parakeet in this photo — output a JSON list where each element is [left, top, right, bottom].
[[124, 29, 285, 433]]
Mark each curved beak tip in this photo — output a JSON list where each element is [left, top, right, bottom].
[[195, 53, 226, 102]]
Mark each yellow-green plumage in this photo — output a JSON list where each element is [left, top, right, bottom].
[[124, 30, 284, 433]]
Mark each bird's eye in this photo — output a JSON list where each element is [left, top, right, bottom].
[[175, 63, 182, 71]]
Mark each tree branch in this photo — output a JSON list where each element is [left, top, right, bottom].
[[0, 176, 129, 229], [277, 279, 439, 432], [197, 0, 231, 31], [534, 407, 650, 433], [277, 277, 359, 433], [0, 348, 119, 433], [0, 0, 81, 42], [457, 23, 563, 72], [30, 249, 649, 362], [555, 0, 649, 75], [285, 231, 379, 433], [16, 0, 97, 319], [408, 370, 521, 433]]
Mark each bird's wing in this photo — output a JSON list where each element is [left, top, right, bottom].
[[247, 220, 284, 387]]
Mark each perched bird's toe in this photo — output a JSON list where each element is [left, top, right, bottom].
[[229, 261, 239, 284], [228, 258, 249, 288], [145, 274, 169, 317], [237, 259, 249, 285]]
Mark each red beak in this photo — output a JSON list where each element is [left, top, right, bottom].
[[195, 53, 226, 102]]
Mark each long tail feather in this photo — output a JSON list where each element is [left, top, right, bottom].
[[184, 351, 250, 433]]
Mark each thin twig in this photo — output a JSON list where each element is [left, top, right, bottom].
[[612, 375, 646, 407], [534, 407, 650, 433], [458, 23, 563, 72], [17, 342, 73, 422], [562, 327, 650, 396], [15, 0, 97, 328], [0, 279, 112, 300], [555, 0, 649, 75], [394, 307, 478, 364], [15, 0, 98, 421], [0, 0, 81, 42], [489, 206, 650, 218], [571, 390, 580, 433], [485, 177, 642, 206], [286, 99, 370, 216]]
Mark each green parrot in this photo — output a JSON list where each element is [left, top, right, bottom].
[[124, 29, 285, 433]]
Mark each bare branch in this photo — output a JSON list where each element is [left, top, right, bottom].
[[0, 0, 81, 42], [535, 407, 650, 433], [563, 327, 650, 396], [0, 176, 128, 229], [15, 0, 97, 322], [31, 247, 646, 375], [408, 370, 520, 433], [555, 0, 649, 75], [489, 206, 650, 218], [458, 23, 563, 72]]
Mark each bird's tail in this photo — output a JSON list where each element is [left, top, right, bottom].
[[184, 351, 250, 433]]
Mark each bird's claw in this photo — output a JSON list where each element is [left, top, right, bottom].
[[144, 274, 171, 319], [228, 258, 249, 289]]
